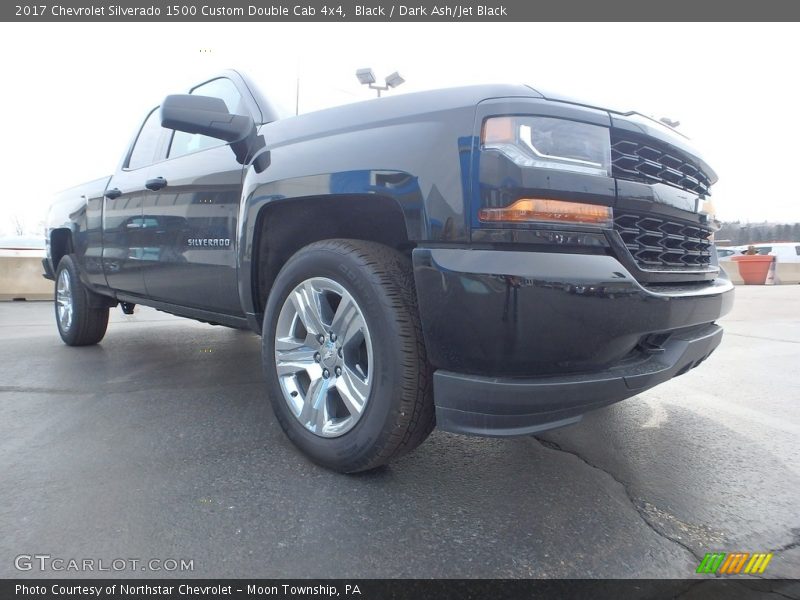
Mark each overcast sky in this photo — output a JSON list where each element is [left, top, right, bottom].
[[1, 22, 798, 236]]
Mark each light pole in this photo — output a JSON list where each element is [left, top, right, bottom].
[[355, 68, 405, 97]]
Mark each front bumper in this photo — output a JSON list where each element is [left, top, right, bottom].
[[435, 323, 721, 436], [413, 247, 734, 436]]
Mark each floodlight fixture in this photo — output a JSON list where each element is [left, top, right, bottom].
[[385, 72, 405, 89], [356, 68, 405, 97], [355, 68, 376, 85]]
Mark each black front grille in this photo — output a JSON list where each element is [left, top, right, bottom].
[[614, 212, 713, 269], [611, 132, 711, 197]]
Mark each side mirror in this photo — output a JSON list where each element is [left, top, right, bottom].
[[160, 94, 264, 164]]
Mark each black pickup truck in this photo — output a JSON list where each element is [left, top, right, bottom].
[[44, 70, 733, 472]]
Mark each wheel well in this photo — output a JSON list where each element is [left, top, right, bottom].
[[253, 195, 412, 313], [50, 229, 73, 270]]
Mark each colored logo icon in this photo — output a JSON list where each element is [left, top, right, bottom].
[[696, 552, 773, 574]]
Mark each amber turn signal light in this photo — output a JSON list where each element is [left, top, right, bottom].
[[479, 199, 613, 227], [482, 117, 516, 144]]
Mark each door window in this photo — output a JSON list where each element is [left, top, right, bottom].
[[126, 107, 164, 170]]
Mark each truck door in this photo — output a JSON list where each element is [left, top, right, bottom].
[[140, 77, 248, 315], [102, 107, 166, 296]]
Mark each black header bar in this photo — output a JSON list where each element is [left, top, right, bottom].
[[5, 0, 800, 21], [3, 579, 800, 600]]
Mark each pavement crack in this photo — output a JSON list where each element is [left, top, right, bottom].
[[536, 437, 704, 563], [772, 530, 800, 555]]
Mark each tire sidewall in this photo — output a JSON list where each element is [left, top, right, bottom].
[[262, 244, 407, 471]]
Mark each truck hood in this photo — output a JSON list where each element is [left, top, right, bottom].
[[525, 85, 638, 118]]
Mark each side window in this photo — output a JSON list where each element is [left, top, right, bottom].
[[168, 78, 248, 159], [127, 107, 163, 170]]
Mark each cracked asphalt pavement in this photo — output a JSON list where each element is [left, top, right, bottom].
[[0, 286, 798, 581]]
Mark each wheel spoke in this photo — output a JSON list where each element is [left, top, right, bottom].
[[331, 293, 365, 347], [290, 283, 328, 336], [275, 336, 304, 351], [299, 376, 329, 433], [330, 293, 356, 338], [275, 345, 317, 376], [336, 366, 369, 416], [313, 395, 329, 432]]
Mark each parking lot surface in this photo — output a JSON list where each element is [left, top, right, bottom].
[[1, 286, 798, 580]]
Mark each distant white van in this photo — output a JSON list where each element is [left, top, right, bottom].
[[718, 242, 800, 263], [752, 243, 800, 263]]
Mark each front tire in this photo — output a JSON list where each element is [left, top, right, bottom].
[[262, 239, 434, 473], [55, 255, 109, 346]]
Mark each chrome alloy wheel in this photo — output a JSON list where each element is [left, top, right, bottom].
[[56, 269, 73, 331], [274, 277, 373, 438]]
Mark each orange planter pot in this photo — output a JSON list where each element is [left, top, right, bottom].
[[731, 255, 774, 285]]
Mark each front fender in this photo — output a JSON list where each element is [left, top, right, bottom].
[[236, 106, 480, 323]]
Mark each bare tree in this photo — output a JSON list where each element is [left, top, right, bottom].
[[11, 214, 25, 237]]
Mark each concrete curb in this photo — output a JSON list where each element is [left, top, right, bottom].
[[720, 259, 800, 285], [0, 255, 52, 301], [721, 261, 745, 285], [775, 262, 800, 284]]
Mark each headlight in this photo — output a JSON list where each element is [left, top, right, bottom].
[[481, 116, 612, 177]]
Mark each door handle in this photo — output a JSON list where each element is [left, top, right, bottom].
[[105, 187, 122, 199], [145, 177, 168, 191]]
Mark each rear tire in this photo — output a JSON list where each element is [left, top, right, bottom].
[[55, 255, 109, 346], [262, 239, 434, 473]]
